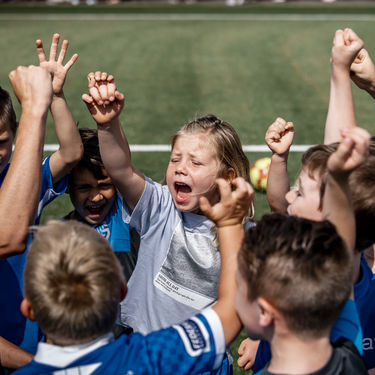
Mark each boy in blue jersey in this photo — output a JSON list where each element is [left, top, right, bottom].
[[236, 124, 370, 374], [14, 177, 253, 375], [0, 34, 83, 370], [0, 65, 53, 371], [63, 127, 139, 282]]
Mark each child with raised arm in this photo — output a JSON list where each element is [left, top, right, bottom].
[[63, 127, 139, 282], [0, 65, 53, 371], [322, 27, 375, 373], [83, 71, 251, 373], [239, 127, 370, 375], [0, 34, 82, 364], [13, 177, 253, 374]]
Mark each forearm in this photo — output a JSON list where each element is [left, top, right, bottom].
[[0, 337, 33, 369], [0, 107, 46, 257], [213, 224, 243, 346], [266, 153, 289, 213], [324, 68, 357, 144], [97, 118, 144, 208], [49, 92, 82, 182]]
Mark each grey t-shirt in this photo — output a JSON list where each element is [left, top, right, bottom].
[[120, 177, 220, 334]]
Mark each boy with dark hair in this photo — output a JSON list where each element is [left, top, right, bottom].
[[14, 177, 253, 374], [63, 127, 139, 281]]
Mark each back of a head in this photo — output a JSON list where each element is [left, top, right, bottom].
[[0, 86, 17, 135], [171, 114, 250, 182], [25, 220, 124, 346], [302, 142, 375, 250], [238, 213, 352, 339]]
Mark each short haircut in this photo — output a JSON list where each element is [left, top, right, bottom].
[[238, 213, 352, 339], [0, 86, 17, 136], [301, 142, 375, 250], [171, 114, 250, 183], [24, 220, 124, 346]]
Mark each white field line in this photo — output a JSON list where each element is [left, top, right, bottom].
[[40, 143, 313, 152], [1, 13, 375, 21]]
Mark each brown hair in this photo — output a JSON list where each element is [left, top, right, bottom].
[[301, 142, 375, 250], [238, 213, 352, 339], [25, 220, 124, 345], [0, 87, 17, 136]]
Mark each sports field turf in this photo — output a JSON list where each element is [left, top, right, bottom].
[[1, 3, 375, 373]]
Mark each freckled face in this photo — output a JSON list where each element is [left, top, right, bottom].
[[69, 165, 116, 225], [166, 134, 220, 213], [0, 125, 14, 174], [285, 169, 322, 221]]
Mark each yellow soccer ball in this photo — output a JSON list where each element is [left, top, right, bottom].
[[250, 157, 271, 191]]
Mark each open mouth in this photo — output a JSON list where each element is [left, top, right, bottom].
[[86, 203, 105, 217], [174, 182, 192, 203]]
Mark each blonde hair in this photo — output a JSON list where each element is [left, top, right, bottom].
[[25, 220, 124, 346], [171, 115, 250, 183]]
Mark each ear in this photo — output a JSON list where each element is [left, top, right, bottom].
[[223, 167, 236, 183], [120, 282, 128, 302], [21, 298, 36, 321], [257, 297, 276, 328]]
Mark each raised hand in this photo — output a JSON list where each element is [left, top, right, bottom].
[[265, 117, 294, 156], [200, 177, 253, 228], [350, 48, 375, 92], [327, 127, 370, 177], [36, 33, 78, 95], [82, 71, 125, 125], [330, 28, 364, 71]]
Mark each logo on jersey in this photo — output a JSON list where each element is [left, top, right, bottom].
[[97, 223, 110, 240], [174, 317, 211, 357]]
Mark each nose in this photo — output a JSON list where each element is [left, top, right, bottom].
[[175, 161, 187, 175], [90, 189, 103, 202]]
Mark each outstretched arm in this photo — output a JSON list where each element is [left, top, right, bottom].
[[265, 117, 294, 213], [200, 177, 254, 346], [324, 28, 363, 144], [83, 72, 145, 210], [0, 66, 52, 258], [323, 127, 370, 282], [36, 33, 82, 183]]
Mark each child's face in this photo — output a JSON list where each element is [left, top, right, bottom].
[[285, 169, 322, 221], [235, 271, 264, 340], [0, 124, 14, 174], [69, 165, 116, 225], [166, 133, 220, 213]]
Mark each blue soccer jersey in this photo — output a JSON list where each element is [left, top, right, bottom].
[[13, 309, 226, 375], [0, 156, 67, 354]]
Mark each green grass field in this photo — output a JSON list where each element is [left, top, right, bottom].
[[2, 3, 375, 373]]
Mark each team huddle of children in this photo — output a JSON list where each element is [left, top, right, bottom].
[[0, 27, 374, 375]]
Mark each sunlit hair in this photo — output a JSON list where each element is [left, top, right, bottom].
[[0, 87, 17, 136], [171, 114, 250, 183], [25, 220, 124, 346], [238, 213, 352, 339], [301, 142, 375, 250]]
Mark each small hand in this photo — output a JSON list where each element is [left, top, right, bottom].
[[237, 338, 260, 371], [200, 177, 254, 228], [350, 48, 375, 91], [265, 117, 294, 156], [82, 72, 124, 124], [36, 33, 78, 95], [327, 127, 370, 176]]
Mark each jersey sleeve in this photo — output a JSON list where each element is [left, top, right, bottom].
[[121, 176, 175, 236], [330, 299, 363, 355], [145, 308, 226, 375]]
